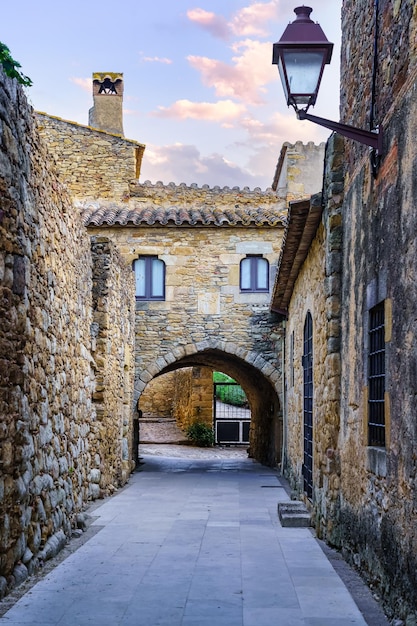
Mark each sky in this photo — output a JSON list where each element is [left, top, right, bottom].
[[3, 0, 341, 190]]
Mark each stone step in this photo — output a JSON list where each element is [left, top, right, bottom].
[[277, 501, 311, 527], [141, 417, 176, 423]]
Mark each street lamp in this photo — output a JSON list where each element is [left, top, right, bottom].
[[273, 6, 383, 167]]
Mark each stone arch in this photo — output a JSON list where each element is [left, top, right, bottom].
[[134, 339, 282, 466]]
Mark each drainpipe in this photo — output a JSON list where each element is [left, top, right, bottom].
[[369, 0, 380, 175], [280, 320, 287, 472], [370, 0, 379, 133]]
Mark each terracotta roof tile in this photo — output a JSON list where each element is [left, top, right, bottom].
[[80, 202, 287, 227], [79, 181, 288, 227]]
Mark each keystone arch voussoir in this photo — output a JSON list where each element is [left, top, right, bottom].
[[134, 339, 281, 404]]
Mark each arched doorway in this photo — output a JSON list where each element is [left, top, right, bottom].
[[136, 346, 282, 467]]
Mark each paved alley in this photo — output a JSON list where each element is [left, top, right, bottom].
[[0, 450, 386, 626]]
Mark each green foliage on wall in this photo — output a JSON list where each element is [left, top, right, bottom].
[[213, 372, 235, 384], [0, 42, 32, 86], [213, 372, 248, 407]]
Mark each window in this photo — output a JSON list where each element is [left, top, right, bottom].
[[290, 330, 295, 388], [240, 256, 269, 292], [134, 256, 165, 301], [302, 312, 313, 499], [368, 302, 385, 446]]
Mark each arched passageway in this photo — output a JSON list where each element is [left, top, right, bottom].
[[136, 345, 282, 467]]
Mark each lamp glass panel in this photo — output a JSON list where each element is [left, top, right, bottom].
[[278, 56, 290, 102], [282, 50, 325, 97]]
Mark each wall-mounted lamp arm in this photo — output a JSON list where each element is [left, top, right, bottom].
[[297, 108, 383, 154]]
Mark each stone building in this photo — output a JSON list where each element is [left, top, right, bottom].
[[37, 73, 325, 468], [272, 1, 417, 621], [0, 66, 325, 594]]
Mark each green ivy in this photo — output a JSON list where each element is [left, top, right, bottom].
[[0, 42, 32, 86], [213, 371, 248, 407]]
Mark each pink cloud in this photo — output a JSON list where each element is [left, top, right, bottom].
[[240, 111, 326, 149], [230, 1, 280, 37], [237, 112, 327, 182], [187, 1, 280, 40], [141, 56, 172, 64], [70, 77, 91, 93], [154, 99, 246, 122], [188, 40, 275, 105], [138, 111, 329, 190], [140, 143, 260, 187], [123, 108, 140, 116], [186, 8, 229, 39]]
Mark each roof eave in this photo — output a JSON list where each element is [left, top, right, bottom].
[[270, 194, 323, 313]]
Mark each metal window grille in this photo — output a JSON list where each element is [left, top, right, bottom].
[[368, 303, 385, 446], [290, 331, 295, 388], [213, 382, 250, 445], [302, 312, 313, 499]]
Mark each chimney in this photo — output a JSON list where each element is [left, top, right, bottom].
[[88, 72, 124, 136]]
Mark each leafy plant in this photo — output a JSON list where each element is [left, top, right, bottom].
[[186, 422, 214, 447], [0, 42, 32, 86], [213, 372, 248, 407], [213, 372, 234, 383]]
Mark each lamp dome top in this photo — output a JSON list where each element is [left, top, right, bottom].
[[293, 6, 313, 22]]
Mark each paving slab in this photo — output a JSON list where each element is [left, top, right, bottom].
[[0, 447, 387, 626]]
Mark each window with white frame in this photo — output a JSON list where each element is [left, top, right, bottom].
[[134, 256, 165, 301], [240, 255, 269, 292]]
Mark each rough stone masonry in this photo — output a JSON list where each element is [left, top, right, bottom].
[[0, 68, 134, 596]]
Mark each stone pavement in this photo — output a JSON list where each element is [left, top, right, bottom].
[[0, 446, 389, 626]]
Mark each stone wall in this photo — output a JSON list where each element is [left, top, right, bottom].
[[138, 366, 215, 427], [0, 69, 94, 591], [272, 141, 326, 200], [284, 134, 344, 541], [87, 223, 285, 465], [172, 367, 213, 431], [0, 70, 136, 596], [339, 84, 417, 624], [90, 237, 136, 495], [284, 224, 327, 490], [86, 224, 284, 386], [338, 1, 417, 620], [340, 0, 417, 176], [139, 373, 176, 418], [86, 225, 283, 368], [36, 113, 144, 200]]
